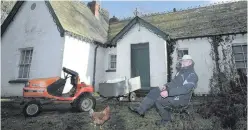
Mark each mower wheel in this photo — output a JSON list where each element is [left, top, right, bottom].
[[128, 92, 136, 102], [23, 100, 41, 117], [76, 94, 96, 112]]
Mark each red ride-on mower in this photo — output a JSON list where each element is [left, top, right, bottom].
[[20, 67, 96, 117]]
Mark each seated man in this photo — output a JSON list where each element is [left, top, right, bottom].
[[128, 55, 198, 126]]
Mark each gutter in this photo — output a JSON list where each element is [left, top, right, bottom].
[[92, 42, 100, 91]]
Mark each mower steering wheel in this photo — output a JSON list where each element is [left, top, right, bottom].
[[64, 74, 72, 80], [67, 75, 72, 79]]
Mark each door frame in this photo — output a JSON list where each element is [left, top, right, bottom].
[[130, 42, 150, 89]]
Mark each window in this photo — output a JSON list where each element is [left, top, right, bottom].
[[177, 49, 188, 60], [109, 54, 116, 70], [232, 44, 247, 85], [18, 48, 33, 79], [232, 44, 247, 75]]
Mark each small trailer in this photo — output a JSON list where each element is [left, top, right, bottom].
[[98, 76, 141, 102]]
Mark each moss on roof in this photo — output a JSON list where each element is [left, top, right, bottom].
[[50, 1, 108, 43], [2, 1, 246, 43], [108, 1, 247, 41]]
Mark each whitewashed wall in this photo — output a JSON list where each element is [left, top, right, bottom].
[[61, 36, 96, 93], [171, 38, 213, 95], [94, 46, 107, 91], [171, 34, 247, 95], [116, 24, 168, 88], [218, 34, 247, 74], [216, 34, 247, 93], [230, 34, 247, 46], [1, 1, 64, 97], [93, 47, 117, 92], [104, 47, 117, 80]]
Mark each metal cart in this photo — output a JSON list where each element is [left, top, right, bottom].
[[98, 76, 141, 102]]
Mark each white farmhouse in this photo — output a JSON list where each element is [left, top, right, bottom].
[[1, 1, 247, 97]]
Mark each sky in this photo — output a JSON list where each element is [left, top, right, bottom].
[[83, 0, 235, 19]]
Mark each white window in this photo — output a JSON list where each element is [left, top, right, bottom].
[[18, 48, 33, 79], [232, 44, 247, 74], [109, 54, 116, 70], [177, 49, 188, 60]]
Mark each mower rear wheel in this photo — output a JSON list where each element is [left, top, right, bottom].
[[76, 94, 96, 112], [23, 100, 41, 117]]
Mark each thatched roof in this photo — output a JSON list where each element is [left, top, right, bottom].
[[108, 1, 247, 41], [50, 1, 108, 43], [1, 1, 109, 43], [2, 1, 247, 44]]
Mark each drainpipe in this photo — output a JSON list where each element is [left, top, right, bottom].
[[92, 43, 99, 91]]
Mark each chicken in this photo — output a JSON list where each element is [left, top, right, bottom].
[[89, 105, 110, 130]]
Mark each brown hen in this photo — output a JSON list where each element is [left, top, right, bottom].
[[89, 105, 110, 130]]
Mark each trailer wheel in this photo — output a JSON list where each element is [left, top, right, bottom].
[[129, 92, 136, 102], [117, 97, 124, 101], [23, 100, 41, 117], [76, 94, 96, 112]]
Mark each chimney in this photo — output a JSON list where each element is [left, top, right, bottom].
[[109, 16, 119, 23], [87, 0, 100, 19], [173, 8, 176, 12]]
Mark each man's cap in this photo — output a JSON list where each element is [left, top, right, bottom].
[[182, 55, 192, 60]]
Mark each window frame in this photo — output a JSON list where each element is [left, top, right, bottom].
[[232, 43, 247, 69], [108, 54, 117, 70], [177, 48, 189, 60], [18, 47, 33, 79]]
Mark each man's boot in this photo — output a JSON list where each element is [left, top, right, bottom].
[[155, 119, 169, 127], [155, 101, 171, 126], [129, 87, 160, 117], [128, 97, 155, 117], [155, 110, 171, 126]]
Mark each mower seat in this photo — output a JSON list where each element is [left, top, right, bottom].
[[47, 78, 66, 97], [71, 76, 78, 87]]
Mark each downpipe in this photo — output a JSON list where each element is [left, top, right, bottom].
[[92, 44, 99, 92]]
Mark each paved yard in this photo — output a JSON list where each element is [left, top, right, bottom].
[[0, 97, 234, 130]]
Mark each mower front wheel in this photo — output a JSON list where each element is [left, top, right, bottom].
[[76, 94, 96, 112], [23, 100, 41, 117]]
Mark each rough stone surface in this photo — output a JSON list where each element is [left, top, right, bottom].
[[1, 96, 239, 130]]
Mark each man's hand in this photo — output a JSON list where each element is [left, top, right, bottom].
[[160, 90, 168, 98]]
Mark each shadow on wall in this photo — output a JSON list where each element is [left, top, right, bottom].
[[93, 47, 107, 91], [85, 43, 95, 87], [62, 41, 96, 93]]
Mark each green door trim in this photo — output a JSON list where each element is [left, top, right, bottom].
[[130, 42, 150, 89]]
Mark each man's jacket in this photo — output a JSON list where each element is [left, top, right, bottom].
[[165, 61, 198, 105]]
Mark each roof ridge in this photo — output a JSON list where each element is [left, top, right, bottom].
[[113, 1, 243, 24]]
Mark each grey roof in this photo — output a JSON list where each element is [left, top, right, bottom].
[[108, 1, 247, 41]]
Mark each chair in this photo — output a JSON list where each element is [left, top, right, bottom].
[[164, 91, 195, 130]]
